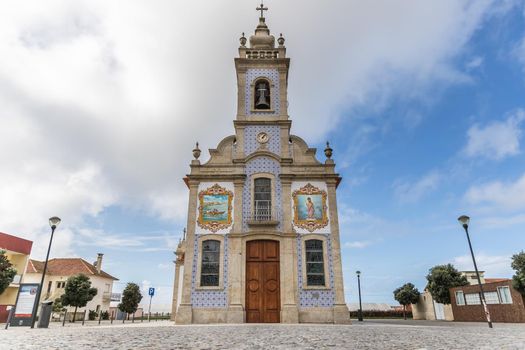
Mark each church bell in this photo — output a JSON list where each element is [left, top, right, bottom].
[[255, 83, 270, 109]]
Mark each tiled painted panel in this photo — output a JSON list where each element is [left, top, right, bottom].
[[245, 69, 280, 116], [244, 125, 280, 156], [297, 234, 335, 308], [242, 157, 282, 231], [190, 235, 229, 308], [291, 181, 330, 234]]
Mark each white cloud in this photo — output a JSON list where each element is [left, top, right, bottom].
[[343, 240, 374, 249], [465, 172, 525, 212], [75, 229, 181, 253], [452, 254, 513, 277], [513, 32, 525, 71], [393, 172, 441, 203], [479, 213, 525, 229], [465, 56, 484, 70], [464, 109, 525, 160], [0, 1, 516, 258], [157, 263, 171, 269]]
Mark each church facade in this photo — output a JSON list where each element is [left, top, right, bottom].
[[171, 6, 350, 324]]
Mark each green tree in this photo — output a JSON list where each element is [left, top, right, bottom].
[[426, 264, 469, 304], [118, 283, 143, 321], [60, 274, 97, 322], [0, 250, 17, 295], [52, 297, 65, 313], [511, 251, 525, 296], [393, 283, 420, 320]]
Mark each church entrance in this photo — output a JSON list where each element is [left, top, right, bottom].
[[245, 240, 280, 323]]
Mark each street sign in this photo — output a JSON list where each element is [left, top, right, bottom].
[[10, 283, 39, 327], [147, 287, 155, 322]]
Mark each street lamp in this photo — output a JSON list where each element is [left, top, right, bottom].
[[356, 270, 363, 322], [30, 216, 61, 328], [457, 215, 492, 329]]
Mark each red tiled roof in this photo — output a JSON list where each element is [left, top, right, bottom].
[[484, 278, 511, 284], [0, 232, 33, 255], [26, 258, 118, 280]]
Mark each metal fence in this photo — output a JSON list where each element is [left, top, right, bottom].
[[50, 310, 172, 326]]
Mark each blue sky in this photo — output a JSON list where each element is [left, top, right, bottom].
[[335, 5, 525, 304], [1, 1, 525, 310]]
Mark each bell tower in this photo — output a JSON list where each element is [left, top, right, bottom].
[[173, 3, 350, 325], [233, 5, 291, 160]]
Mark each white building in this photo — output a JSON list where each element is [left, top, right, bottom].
[[23, 253, 118, 319]]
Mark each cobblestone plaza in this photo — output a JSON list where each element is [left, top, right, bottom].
[[2, 320, 525, 349]]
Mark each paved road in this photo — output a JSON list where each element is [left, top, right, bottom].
[[1, 320, 524, 349]]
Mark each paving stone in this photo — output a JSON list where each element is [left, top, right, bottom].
[[1, 320, 524, 350]]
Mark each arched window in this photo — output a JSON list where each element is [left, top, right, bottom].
[[200, 239, 220, 287], [254, 177, 271, 220], [254, 79, 271, 110], [305, 239, 325, 286]]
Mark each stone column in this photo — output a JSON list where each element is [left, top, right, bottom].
[[280, 177, 293, 232], [278, 66, 288, 117], [170, 249, 184, 321], [175, 180, 199, 324], [327, 179, 351, 324], [235, 126, 245, 159], [236, 68, 247, 119], [280, 177, 299, 322], [227, 179, 245, 323], [232, 179, 244, 233], [281, 235, 299, 323]]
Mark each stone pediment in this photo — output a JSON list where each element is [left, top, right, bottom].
[[202, 135, 237, 165], [199, 134, 326, 167], [289, 135, 323, 165], [244, 150, 281, 163]]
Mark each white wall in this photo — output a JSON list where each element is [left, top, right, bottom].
[[22, 272, 114, 318]]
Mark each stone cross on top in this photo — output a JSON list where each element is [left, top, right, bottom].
[[257, 2, 268, 18]]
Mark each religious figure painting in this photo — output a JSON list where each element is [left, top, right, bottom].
[[292, 183, 328, 232], [197, 184, 233, 233]]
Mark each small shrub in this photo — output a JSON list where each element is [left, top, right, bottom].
[[101, 310, 110, 320], [349, 309, 413, 319], [88, 310, 98, 321]]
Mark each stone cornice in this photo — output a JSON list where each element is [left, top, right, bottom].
[[185, 174, 247, 182], [227, 231, 297, 238], [233, 120, 292, 127], [234, 57, 290, 70]]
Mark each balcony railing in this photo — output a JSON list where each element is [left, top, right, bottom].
[[254, 200, 271, 221], [245, 50, 280, 59], [248, 200, 278, 226]]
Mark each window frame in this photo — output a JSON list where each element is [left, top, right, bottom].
[[250, 76, 275, 113], [497, 286, 513, 304], [196, 235, 225, 290], [455, 290, 465, 306], [250, 173, 276, 221], [484, 291, 500, 304], [301, 234, 330, 290], [465, 292, 481, 305]]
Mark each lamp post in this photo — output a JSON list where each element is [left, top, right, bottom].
[[356, 270, 363, 322], [457, 215, 492, 329], [30, 216, 61, 328]]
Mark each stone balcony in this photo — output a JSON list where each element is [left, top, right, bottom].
[[247, 203, 279, 226]]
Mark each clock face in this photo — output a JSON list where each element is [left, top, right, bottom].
[[257, 132, 269, 144]]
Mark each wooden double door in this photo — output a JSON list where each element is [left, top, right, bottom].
[[245, 240, 280, 323]]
